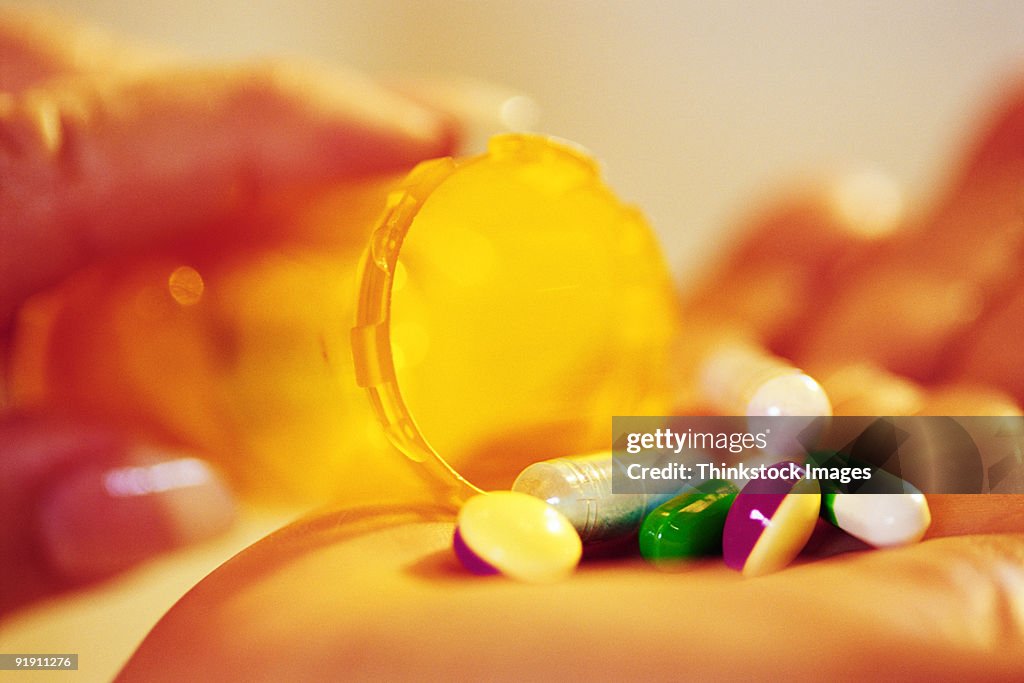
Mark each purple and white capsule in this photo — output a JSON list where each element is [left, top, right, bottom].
[[723, 461, 821, 577]]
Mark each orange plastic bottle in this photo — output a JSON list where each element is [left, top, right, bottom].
[[9, 134, 677, 505]]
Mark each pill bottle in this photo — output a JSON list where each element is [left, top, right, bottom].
[[352, 134, 677, 503], [8, 134, 677, 504]]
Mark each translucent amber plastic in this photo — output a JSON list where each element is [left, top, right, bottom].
[[353, 135, 677, 501], [10, 135, 678, 504]]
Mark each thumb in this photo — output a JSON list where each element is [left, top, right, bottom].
[[0, 413, 235, 615]]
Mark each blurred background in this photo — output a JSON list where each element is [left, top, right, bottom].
[[14, 0, 1024, 279]]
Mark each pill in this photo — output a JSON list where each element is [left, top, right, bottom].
[[695, 341, 832, 459], [512, 452, 678, 543], [821, 490, 930, 548], [453, 491, 582, 583], [452, 529, 499, 576], [722, 461, 820, 577], [808, 449, 931, 547], [698, 341, 832, 419], [807, 449, 920, 495], [639, 479, 738, 562]]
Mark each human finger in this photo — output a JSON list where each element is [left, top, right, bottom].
[[946, 278, 1024, 402], [813, 360, 1023, 418], [950, 77, 1024, 192], [795, 82, 1024, 383], [936, 81, 1024, 402], [795, 175, 1021, 384], [0, 412, 235, 615], [119, 505, 1024, 681], [679, 171, 904, 357], [670, 174, 904, 414], [386, 75, 541, 152], [0, 60, 456, 325]]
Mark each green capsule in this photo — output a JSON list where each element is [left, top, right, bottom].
[[639, 479, 739, 562]]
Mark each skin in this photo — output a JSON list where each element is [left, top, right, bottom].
[[2, 11, 1024, 681], [121, 504, 1024, 682]]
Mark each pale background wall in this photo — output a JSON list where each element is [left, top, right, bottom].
[[11, 1, 1024, 279]]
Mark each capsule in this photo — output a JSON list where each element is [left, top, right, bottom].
[[698, 341, 832, 418], [820, 490, 930, 547], [696, 342, 832, 459], [722, 461, 820, 577], [639, 479, 738, 562], [808, 449, 931, 547], [511, 452, 678, 543], [453, 491, 582, 583]]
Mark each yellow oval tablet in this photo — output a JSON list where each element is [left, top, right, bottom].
[[455, 491, 582, 583]]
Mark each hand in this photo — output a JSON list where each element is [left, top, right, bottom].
[[0, 10, 456, 615], [120, 78, 1024, 679]]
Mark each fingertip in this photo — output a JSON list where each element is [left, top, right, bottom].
[[0, 60, 462, 313], [244, 61, 459, 174], [384, 76, 541, 153], [36, 447, 236, 584]]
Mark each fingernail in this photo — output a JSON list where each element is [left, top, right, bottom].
[[385, 76, 541, 154], [290, 62, 451, 148], [393, 98, 451, 145], [419, 78, 540, 132], [36, 449, 236, 582]]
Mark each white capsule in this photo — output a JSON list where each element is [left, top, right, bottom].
[[824, 493, 931, 547], [746, 372, 831, 418], [698, 342, 832, 418], [697, 342, 831, 459]]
